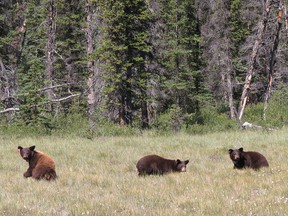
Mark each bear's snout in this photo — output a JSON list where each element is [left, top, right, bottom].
[[181, 167, 187, 172], [233, 155, 240, 160], [231, 153, 240, 161], [21, 153, 30, 160]]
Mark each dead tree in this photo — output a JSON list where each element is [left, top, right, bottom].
[[237, 0, 272, 123], [46, 0, 57, 112], [284, 1, 288, 33], [263, 1, 283, 120], [85, 0, 97, 132], [84, 1, 105, 132]]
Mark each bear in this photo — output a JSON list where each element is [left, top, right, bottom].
[[18, 145, 57, 181], [136, 154, 189, 176], [228, 147, 269, 170]]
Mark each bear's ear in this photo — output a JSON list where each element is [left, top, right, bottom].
[[185, 160, 189, 165], [239, 147, 243, 152], [176, 159, 181, 164], [29, 146, 36, 151], [17, 146, 22, 153], [229, 149, 233, 154]]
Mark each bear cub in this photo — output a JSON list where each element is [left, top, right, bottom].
[[18, 145, 57, 181], [136, 154, 189, 176], [229, 147, 269, 170]]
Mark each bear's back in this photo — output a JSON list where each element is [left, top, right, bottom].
[[136, 155, 176, 175], [243, 151, 269, 169], [34, 151, 55, 169], [32, 151, 57, 180]]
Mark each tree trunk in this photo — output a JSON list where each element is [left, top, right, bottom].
[[46, 0, 57, 112], [141, 100, 149, 129], [263, 2, 283, 120], [120, 59, 133, 127], [226, 70, 236, 118], [237, 0, 272, 122], [85, 1, 105, 132], [85, 0, 97, 131], [283, 1, 288, 33]]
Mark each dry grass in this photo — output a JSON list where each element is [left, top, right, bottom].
[[0, 128, 288, 215]]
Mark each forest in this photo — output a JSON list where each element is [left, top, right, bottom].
[[1, 0, 288, 135]]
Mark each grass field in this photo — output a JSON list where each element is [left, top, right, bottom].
[[0, 128, 288, 215]]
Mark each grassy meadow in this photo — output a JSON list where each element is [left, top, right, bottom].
[[0, 128, 288, 215]]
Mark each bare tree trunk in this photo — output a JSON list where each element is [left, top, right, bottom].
[[263, 1, 283, 120], [141, 100, 149, 129], [85, 1, 105, 132], [223, 36, 236, 119], [218, 45, 236, 119], [283, 1, 288, 33], [46, 0, 57, 112], [85, 0, 96, 131], [226, 71, 236, 118], [237, 0, 272, 122]]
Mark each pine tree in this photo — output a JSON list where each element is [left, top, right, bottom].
[[16, 0, 48, 125], [154, 0, 203, 129], [0, 0, 26, 122], [96, 0, 153, 127], [200, 0, 237, 118]]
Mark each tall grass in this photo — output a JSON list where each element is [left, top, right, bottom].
[[0, 128, 288, 215]]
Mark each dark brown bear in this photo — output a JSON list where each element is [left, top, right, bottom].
[[229, 147, 269, 170], [18, 145, 57, 181], [136, 154, 189, 176]]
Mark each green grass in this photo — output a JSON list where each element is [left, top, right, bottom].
[[1, 128, 288, 215]]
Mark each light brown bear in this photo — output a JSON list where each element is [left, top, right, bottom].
[[18, 145, 57, 181], [136, 154, 189, 176]]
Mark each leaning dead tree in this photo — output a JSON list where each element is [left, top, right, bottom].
[[237, 0, 272, 123], [263, 1, 284, 120]]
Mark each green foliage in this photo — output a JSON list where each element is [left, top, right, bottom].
[[229, 0, 250, 55], [96, 0, 153, 124], [55, 0, 86, 79], [158, 0, 204, 116], [151, 104, 237, 134], [185, 108, 237, 134], [151, 105, 182, 132], [229, 0, 251, 85], [1, 0, 288, 134], [16, 0, 48, 126], [244, 85, 288, 128], [0, 1, 23, 52]]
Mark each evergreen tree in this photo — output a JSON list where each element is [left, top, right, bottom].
[[200, 0, 238, 118], [96, 0, 153, 127], [17, 0, 48, 125], [155, 0, 204, 129], [0, 0, 26, 122]]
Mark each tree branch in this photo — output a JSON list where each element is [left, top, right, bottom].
[[0, 108, 20, 114], [0, 94, 80, 114], [39, 83, 73, 92], [51, 94, 80, 102]]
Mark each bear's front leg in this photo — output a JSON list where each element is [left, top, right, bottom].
[[23, 168, 32, 178]]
